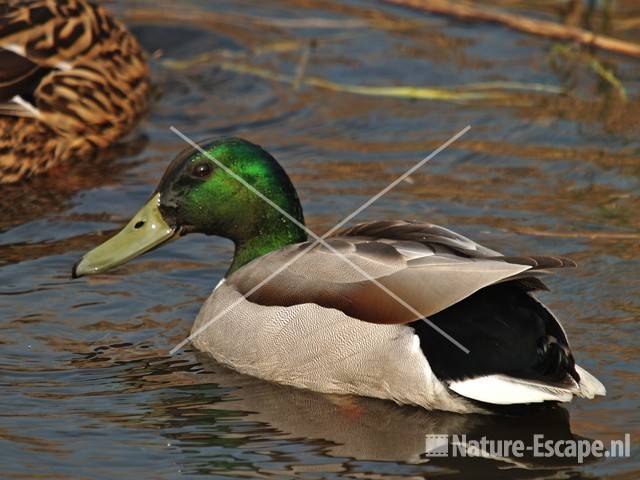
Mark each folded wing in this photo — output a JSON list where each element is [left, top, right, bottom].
[[228, 220, 575, 325]]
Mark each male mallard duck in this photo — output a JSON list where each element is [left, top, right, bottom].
[[0, 0, 149, 183], [72, 138, 605, 413]]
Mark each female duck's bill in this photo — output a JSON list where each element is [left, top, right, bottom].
[[72, 137, 605, 414]]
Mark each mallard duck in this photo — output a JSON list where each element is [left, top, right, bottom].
[[0, 0, 149, 183], [72, 137, 605, 413]]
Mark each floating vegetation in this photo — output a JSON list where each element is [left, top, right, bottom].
[[163, 56, 564, 103]]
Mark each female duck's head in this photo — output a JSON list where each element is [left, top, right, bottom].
[[72, 138, 307, 278]]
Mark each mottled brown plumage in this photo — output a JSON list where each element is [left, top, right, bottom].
[[0, 0, 150, 182]]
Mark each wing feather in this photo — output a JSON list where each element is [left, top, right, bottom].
[[0, 48, 48, 102], [228, 221, 577, 325]]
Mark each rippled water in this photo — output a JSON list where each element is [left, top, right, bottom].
[[1, 0, 639, 478]]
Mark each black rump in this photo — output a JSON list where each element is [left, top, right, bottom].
[[412, 282, 579, 385]]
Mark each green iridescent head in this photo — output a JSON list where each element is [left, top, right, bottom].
[[73, 137, 307, 278]]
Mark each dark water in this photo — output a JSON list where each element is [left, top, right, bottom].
[[1, 0, 639, 478]]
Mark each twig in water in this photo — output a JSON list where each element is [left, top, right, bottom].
[[293, 40, 315, 90], [384, 0, 640, 58]]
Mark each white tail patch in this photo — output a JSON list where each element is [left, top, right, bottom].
[[448, 375, 576, 404], [575, 365, 606, 398]]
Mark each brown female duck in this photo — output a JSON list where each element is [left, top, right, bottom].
[[0, 0, 149, 182]]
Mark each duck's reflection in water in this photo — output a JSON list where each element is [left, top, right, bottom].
[[165, 354, 598, 475]]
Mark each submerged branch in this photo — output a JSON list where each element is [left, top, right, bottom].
[[385, 0, 640, 58], [163, 55, 563, 102], [513, 227, 640, 240]]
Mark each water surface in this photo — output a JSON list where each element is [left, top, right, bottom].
[[1, 0, 639, 478]]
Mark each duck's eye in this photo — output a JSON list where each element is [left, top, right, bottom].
[[192, 162, 212, 178]]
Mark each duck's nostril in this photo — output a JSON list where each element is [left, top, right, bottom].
[[134, 220, 145, 229]]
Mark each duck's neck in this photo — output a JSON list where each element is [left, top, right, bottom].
[[227, 213, 307, 276]]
